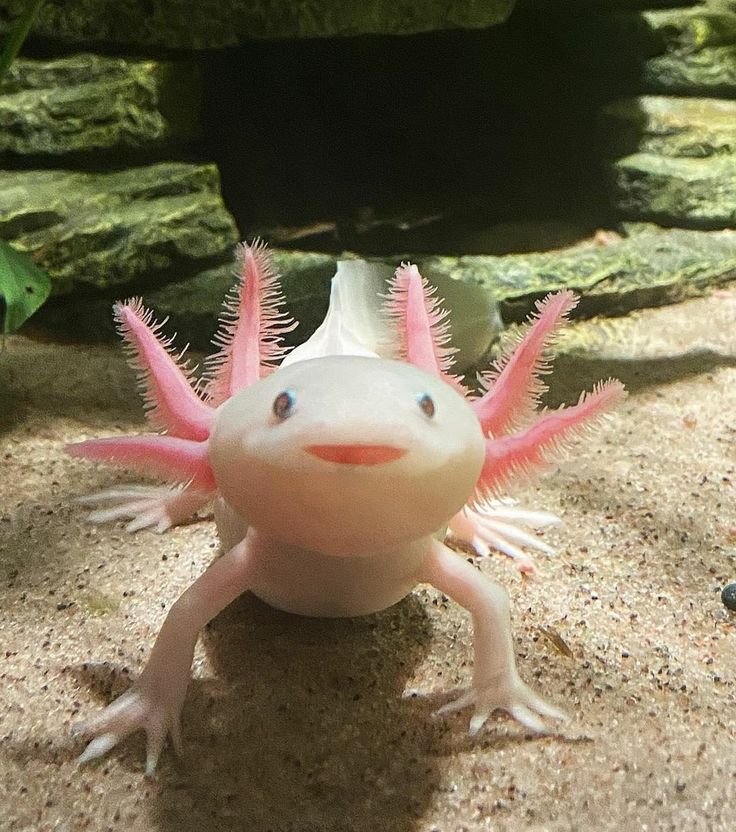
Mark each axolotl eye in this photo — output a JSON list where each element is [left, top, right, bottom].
[[417, 392, 435, 418], [272, 389, 296, 421]]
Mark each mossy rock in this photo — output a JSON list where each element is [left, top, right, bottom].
[[610, 154, 736, 228], [34, 228, 736, 369], [0, 163, 239, 293], [0, 55, 200, 156], [536, 2, 736, 96], [0, 0, 516, 49], [420, 225, 736, 320], [599, 96, 736, 159]]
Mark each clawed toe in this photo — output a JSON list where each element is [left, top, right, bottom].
[[433, 689, 476, 718], [507, 704, 548, 734]]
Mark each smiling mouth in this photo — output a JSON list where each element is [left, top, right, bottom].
[[305, 444, 406, 465]]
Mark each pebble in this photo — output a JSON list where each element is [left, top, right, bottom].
[[720, 583, 736, 611]]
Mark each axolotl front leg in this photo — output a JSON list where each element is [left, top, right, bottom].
[[75, 530, 563, 772], [75, 536, 255, 775], [420, 540, 565, 732]]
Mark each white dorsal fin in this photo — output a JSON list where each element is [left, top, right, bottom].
[[282, 260, 393, 366]]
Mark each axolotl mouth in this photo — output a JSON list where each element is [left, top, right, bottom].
[[304, 444, 407, 465]]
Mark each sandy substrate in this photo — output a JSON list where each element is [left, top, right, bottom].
[[1, 289, 735, 832]]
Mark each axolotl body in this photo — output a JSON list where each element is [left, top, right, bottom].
[[68, 244, 624, 774]]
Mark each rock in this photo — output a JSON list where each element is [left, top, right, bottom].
[[564, 1, 695, 6], [610, 153, 736, 228], [599, 96, 736, 160], [0, 0, 516, 50], [35, 250, 502, 372], [532, 2, 736, 96], [0, 55, 200, 156], [32, 254, 336, 347], [722, 583, 736, 612], [419, 226, 736, 321], [599, 97, 736, 227], [645, 45, 736, 96], [641, 5, 736, 95], [32, 228, 736, 367], [0, 163, 239, 293]]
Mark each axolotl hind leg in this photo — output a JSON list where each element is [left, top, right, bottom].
[[447, 498, 560, 574], [418, 540, 567, 734]]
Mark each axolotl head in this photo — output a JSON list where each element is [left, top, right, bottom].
[[208, 355, 485, 556]]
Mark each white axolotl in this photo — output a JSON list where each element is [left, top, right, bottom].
[[68, 242, 625, 774]]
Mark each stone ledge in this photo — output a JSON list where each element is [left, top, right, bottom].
[[534, 2, 736, 96], [610, 153, 736, 228], [0, 0, 516, 50], [0, 55, 200, 156], [0, 163, 239, 293], [421, 225, 736, 320], [32, 228, 736, 371], [599, 96, 736, 159]]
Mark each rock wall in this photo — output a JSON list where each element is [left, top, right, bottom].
[[0, 53, 238, 302], [0, 0, 516, 47], [0, 0, 734, 355], [526, 0, 736, 229], [0, 55, 200, 156], [0, 164, 238, 293]]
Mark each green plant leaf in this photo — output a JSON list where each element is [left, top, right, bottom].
[[0, 0, 45, 88], [0, 240, 52, 333]]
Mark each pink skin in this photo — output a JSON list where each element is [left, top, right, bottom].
[[68, 242, 625, 773], [305, 444, 407, 465]]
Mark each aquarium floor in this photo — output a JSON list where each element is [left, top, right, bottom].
[[1, 289, 735, 832]]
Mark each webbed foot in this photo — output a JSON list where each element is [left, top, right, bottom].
[[74, 677, 185, 776], [435, 672, 567, 736], [448, 498, 560, 573], [76, 485, 212, 532]]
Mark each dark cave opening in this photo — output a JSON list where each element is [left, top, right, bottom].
[[200, 10, 622, 256]]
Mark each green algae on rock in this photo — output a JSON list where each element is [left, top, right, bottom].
[[610, 154, 736, 228], [0, 55, 200, 156], [599, 97, 736, 228], [0, 163, 239, 293], [33, 229, 736, 363], [599, 96, 736, 160], [0, 0, 516, 49], [538, 2, 736, 96], [640, 4, 736, 95], [419, 226, 736, 320]]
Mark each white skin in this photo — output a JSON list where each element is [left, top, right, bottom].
[[74, 355, 565, 773]]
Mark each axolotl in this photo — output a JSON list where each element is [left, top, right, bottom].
[[68, 243, 625, 774]]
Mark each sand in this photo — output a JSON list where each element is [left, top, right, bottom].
[[1, 289, 735, 832]]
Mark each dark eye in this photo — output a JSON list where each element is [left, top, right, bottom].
[[417, 392, 435, 418], [273, 389, 296, 421]]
